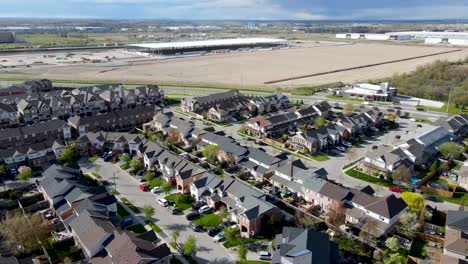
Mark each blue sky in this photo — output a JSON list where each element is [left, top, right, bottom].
[[2, 0, 468, 20]]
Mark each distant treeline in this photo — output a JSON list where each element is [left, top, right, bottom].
[[383, 57, 468, 106]]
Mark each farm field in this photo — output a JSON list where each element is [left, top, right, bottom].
[[0, 42, 467, 89]]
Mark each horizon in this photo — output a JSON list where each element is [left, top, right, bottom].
[[2, 0, 468, 21]]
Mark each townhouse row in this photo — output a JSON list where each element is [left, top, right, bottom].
[[0, 79, 164, 126]]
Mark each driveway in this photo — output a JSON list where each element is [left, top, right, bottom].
[[79, 159, 235, 264]]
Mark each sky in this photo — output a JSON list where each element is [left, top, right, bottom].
[[2, 0, 468, 20]]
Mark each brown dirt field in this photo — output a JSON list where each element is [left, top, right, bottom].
[[1, 43, 467, 88]]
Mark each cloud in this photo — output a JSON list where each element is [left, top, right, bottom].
[[348, 5, 468, 20], [293, 12, 327, 20]]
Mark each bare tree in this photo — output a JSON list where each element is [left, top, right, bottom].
[[392, 165, 411, 187], [327, 201, 346, 226], [359, 217, 378, 244], [167, 128, 182, 145]]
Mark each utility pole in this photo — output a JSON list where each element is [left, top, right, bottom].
[[113, 172, 117, 192], [446, 86, 454, 114]]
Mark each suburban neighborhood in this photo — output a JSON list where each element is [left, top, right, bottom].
[[0, 80, 467, 264]]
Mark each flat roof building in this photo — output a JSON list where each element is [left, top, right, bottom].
[[342, 82, 397, 102]]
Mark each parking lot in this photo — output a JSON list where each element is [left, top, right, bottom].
[[79, 158, 235, 264]]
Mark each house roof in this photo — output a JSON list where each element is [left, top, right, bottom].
[[246, 147, 281, 167], [273, 227, 339, 264], [446, 211, 468, 232], [366, 146, 404, 165], [318, 182, 351, 202], [444, 238, 468, 256], [365, 194, 407, 219]]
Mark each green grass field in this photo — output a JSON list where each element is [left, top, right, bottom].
[[325, 94, 364, 102], [193, 213, 222, 229]]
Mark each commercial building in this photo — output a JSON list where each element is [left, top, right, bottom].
[[0, 32, 15, 43], [386, 31, 468, 39], [335, 33, 412, 41], [342, 82, 397, 101], [425, 37, 468, 46], [128, 38, 288, 56]]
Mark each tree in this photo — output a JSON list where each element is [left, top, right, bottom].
[[344, 103, 355, 116], [171, 230, 180, 245], [429, 160, 440, 172], [161, 182, 172, 196], [144, 172, 155, 182], [385, 237, 400, 253], [396, 212, 421, 239], [400, 192, 424, 212], [281, 134, 289, 143], [202, 144, 220, 164], [359, 218, 378, 244], [439, 142, 463, 160], [167, 128, 182, 145], [387, 114, 397, 123], [17, 166, 32, 182], [327, 201, 346, 226], [0, 165, 6, 190], [183, 235, 197, 256], [224, 227, 240, 242], [59, 145, 78, 165], [237, 243, 247, 261], [383, 252, 406, 264], [0, 212, 52, 255], [129, 159, 143, 173], [314, 116, 326, 128], [63, 257, 73, 264], [120, 154, 131, 166], [391, 165, 411, 187], [142, 205, 155, 222], [218, 206, 229, 220]]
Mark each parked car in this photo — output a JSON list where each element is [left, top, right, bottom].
[[186, 212, 200, 221], [258, 251, 272, 260], [136, 170, 145, 177], [192, 201, 206, 210], [342, 142, 352, 148], [139, 184, 149, 192], [388, 186, 404, 193], [198, 205, 213, 215], [32, 171, 42, 178], [137, 177, 146, 183], [104, 155, 113, 162], [101, 152, 108, 158], [189, 222, 203, 232], [168, 206, 181, 215], [370, 127, 379, 132], [417, 107, 426, 112], [207, 226, 222, 237], [120, 217, 134, 228], [157, 198, 169, 207], [151, 187, 161, 193], [372, 145, 378, 150], [213, 231, 225, 242], [335, 146, 346, 152], [425, 196, 442, 203]]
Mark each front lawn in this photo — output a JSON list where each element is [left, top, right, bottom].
[[121, 197, 140, 213], [311, 154, 330, 161], [149, 178, 164, 188], [165, 193, 194, 211], [345, 168, 396, 187], [127, 224, 147, 233], [223, 237, 256, 248], [88, 155, 98, 162], [325, 94, 364, 102], [193, 213, 222, 229], [117, 203, 130, 217], [149, 222, 163, 234]]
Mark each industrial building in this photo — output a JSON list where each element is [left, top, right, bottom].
[[335, 33, 412, 41], [425, 37, 468, 46], [128, 38, 288, 56], [0, 32, 15, 43], [386, 31, 468, 39], [341, 82, 397, 102]]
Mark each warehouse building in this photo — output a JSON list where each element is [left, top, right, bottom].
[[0, 32, 15, 43], [386, 31, 468, 39], [335, 33, 412, 41], [425, 37, 468, 46], [128, 38, 288, 56]]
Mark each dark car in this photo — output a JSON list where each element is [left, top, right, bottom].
[[417, 107, 426, 112], [101, 152, 108, 158], [192, 201, 206, 210], [189, 222, 203, 232], [208, 226, 222, 237], [425, 196, 442, 203], [136, 170, 145, 176], [32, 171, 42, 178], [168, 206, 181, 215], [185, 212, 200, 221], [120, 217, 134, 228], [104, 155, 112, 162]]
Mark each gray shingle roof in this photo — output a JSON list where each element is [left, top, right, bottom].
[[365, 194, 407, 219], [446, 211, 468, 232]]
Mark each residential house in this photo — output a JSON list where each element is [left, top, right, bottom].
[[442, 211, 468, 263], [434, 114, 468, 138], [290, 124, 343, 154], [269, 159, 328, 203], [157, 150, 185, 184], [174, 159, 207, 193], [238, 147, 283, 181], [0, 140, 65, 169], [138, 142, 165, 170], [197, 131, 248, 163], [0, 103, 18, 128], [457, 166, 468, 189], [360, 146, 413, 176], [0, 119, 71, 150], [16, 98, 53, 124], [76, 132, 145, 155], [68, 106, 160, 136], [190, 175, 283, 237], [312, 101, 332, 118], [271, 227, 340, 264]]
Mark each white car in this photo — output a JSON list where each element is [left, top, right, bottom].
[[213, 231, 225, 242], [342, 142, 352, 148], [258, 251, 272, 260], [198, 205, 213, 214], [157, 198, 169, 207], [335, 146, 346, 152], [151, 187, 161, 193]]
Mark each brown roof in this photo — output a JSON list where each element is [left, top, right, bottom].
[[349, 190, 378, 207], [365, 194, 407, 219], [318, 182, 351, 202], [445, 238, 468, 256], [248, 116, 270, 127]]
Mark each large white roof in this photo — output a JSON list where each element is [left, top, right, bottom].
[[129, 38, 287, 50]]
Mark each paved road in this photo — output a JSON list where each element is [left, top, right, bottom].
[[79, 159, 235, 264]]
